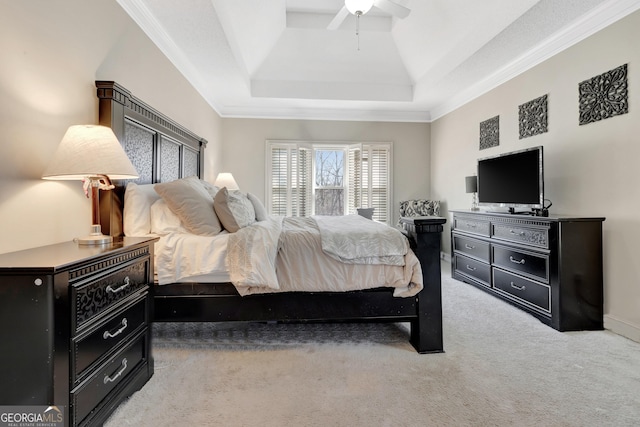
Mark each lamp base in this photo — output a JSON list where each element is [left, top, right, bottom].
[[76, 225, 113, 246]]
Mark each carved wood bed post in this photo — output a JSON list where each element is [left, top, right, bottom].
[[400, 216, 446, 353]]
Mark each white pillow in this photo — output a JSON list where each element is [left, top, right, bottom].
[[213, 187, 256, 233], [247, 193, 269, 221], [123, 182, 161, 236], [154, 176, 222, 236], [200, 180, 220, 199], [150, 199, 188, 235]]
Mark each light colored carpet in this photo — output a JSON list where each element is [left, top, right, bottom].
[[105, 271, 640, 427]]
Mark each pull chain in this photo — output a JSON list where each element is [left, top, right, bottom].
[[356, 11, 362, 51]]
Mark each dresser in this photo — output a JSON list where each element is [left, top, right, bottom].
[[451, 210, 604, 331], [0, 237, 156, 426]]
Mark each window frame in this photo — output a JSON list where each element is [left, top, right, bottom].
[[265, 140, 393, 224]]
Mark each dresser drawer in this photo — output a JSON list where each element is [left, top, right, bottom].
[[453, 216, 490, 237], [453, 235, 490, 262], [73, 259, 149, 330], [493, 268, 550, 313], [492, 223, 549, 248], [492, 245, 549, 282], [72, 331, 148, 425], [454, 254, 491, 287], [73, 295, 148, 383]]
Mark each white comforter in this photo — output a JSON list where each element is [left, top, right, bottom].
[[227, 215, 423, 297]]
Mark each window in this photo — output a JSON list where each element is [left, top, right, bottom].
[[266, 141, 392, 224]]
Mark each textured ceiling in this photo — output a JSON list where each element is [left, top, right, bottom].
[[117, 0, 640, 122]]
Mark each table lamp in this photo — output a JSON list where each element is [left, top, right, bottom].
[[42, 125, 139, 245], [214, 172, 239, 190], [465, 175, 479, 211]]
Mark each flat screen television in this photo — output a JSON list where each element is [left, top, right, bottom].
[[477, 146, 544, 212]]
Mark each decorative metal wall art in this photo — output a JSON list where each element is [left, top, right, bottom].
[[579, 64, 628, 125], [519, 94, 548, 139], [479, 115, 500, 150]]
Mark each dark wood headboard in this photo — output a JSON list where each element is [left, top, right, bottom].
[[96, 81, 208, 237]]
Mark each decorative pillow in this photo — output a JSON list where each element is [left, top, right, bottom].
[[200, 179, 220, 199], [150, 199, 188, 235], [213, 187, 256, 233], [123, 182, 162, 236], [247, 192, 269, 221], [154, 176, 222, 236], [399, 199, 441, 218]]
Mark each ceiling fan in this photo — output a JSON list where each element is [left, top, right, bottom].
[[327, 0, 411, 30]]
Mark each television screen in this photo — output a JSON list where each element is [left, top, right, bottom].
[[477, 146, 543, 209]]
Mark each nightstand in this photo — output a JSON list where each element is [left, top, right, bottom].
[[0, 237, 157, 426]]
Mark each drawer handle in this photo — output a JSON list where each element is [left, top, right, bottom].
[[509, 256, 526, 265], [464, 244, 475, 250], [103, 318, 128, 340], [104, 358, 128, 384], [466, 223, 477, 228], [510, 281, 526, 291], [466, 265, 477, 272], [509, 229, 526, 236], [106, 276, 131, 294]]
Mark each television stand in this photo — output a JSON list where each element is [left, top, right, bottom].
[[450, 210, 605, 331]]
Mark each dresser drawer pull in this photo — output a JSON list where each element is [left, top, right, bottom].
[[509, 256, 526, 265], [106, 277, 131, 294], [103, 318, 128, 340], [466, 265, 477, 272], [510, 282, 526, 291], [466, 223, 477, 228], [464, 244, 475, 250], [510, 229, 525, 236], [104, 358, 128, 384]]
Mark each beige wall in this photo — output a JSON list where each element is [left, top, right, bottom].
[[0, 0, 222, 254], [431, 10, 640, 341], [220, 118, 431, 226]]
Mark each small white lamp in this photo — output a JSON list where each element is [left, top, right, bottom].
[[42, 125, 138, 245], [214, 172, 239, 190]]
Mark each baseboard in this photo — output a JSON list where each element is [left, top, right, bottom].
[[604, 314, 640, 343]]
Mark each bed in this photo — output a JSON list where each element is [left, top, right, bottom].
[[96, 80, 446, 353]]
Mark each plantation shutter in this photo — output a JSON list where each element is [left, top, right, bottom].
[[368, 145, 390, 223], [294, 147, 312, 217], [267, 142, 312, 217], [347, 144, 362, 215]]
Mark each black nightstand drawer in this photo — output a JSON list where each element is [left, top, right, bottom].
[[453, 235, 490, 262], [454, 254, 491, 287], [492, 245, 549, 282], [73, 295, 148, 383], [493, 268, 550, 313], [72, 331, 147, 425], [73, 259, 149, 330]]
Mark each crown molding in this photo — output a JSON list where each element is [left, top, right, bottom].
[[218, 105, 431, 123]]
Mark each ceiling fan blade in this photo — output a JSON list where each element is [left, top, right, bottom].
[[373, 0, 411, 19], [327, 6, 349, 30]]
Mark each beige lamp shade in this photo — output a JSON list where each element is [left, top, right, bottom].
[[42, 125, 138, 180], [214, 172, 239, 190]]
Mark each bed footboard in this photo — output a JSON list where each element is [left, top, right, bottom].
[[400, 216, 446, 353]]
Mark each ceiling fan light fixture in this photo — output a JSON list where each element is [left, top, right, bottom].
[[345, 0, 374, 15]]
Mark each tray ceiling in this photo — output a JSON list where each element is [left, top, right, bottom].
[[117, 0, 640, 122]]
